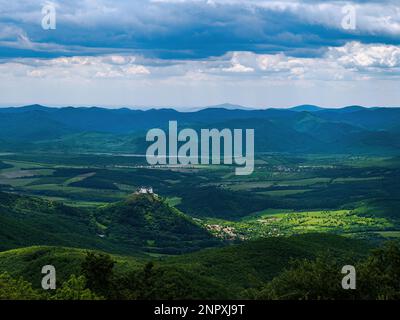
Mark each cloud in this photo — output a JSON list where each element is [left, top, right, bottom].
[[0, 0, 399, 60], [222, 53, 255, 73], [328, 42, 400, 69], [0, 1, 399, 108], [0, 55, 150, 79], [1, 42, 398, 82]]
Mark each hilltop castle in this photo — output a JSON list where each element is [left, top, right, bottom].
[[135, 186, 155, 195]]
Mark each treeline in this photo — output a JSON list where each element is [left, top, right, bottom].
[[0, 252, 227, 300], [255, 241, 400, 300], [1, 241, 400, 300]]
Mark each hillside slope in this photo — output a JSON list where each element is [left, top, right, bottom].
[[94, 194, 218, 254], [0, 192, 217, 255], [0, 246, 143, 288], [0, 234, 372, 298], [164, 233, 372, 292]]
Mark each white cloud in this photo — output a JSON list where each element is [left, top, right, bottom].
[[222, 63, 254, 72], [222, 52, 254, 73], [328, 42, 400, 68], [125, 65, 151, 75], [0, 55, 150, 79], [1, 42, 399, 82]]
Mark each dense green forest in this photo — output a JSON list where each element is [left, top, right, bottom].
[[1, 235, 399, 300]]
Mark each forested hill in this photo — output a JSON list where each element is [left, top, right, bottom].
[[0, 233, 373, 299], [0, 191, 217, 255]]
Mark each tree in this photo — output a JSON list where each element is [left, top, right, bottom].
[[115, 262, 228, 300], [256, 254, 350, 300], [51, 275, 102, 300], [0, 272, 42, 300], [81, 252, 115, 297], [357, 241, 400, 299], [257, 242, 400, 300]]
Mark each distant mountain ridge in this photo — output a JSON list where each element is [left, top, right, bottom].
[[0, 104, 399, 155], [290, 105, 323, 112], [1, 103, 395, 113]]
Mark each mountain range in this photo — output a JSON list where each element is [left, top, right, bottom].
[[0, 104, 399, 155]]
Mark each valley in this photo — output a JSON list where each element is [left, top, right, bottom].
[[1, 151, 399, 246]]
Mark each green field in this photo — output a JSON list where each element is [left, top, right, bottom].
[[201, 209, 395, 240]]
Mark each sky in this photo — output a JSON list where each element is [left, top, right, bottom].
[[0, 0, 399, 109]]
